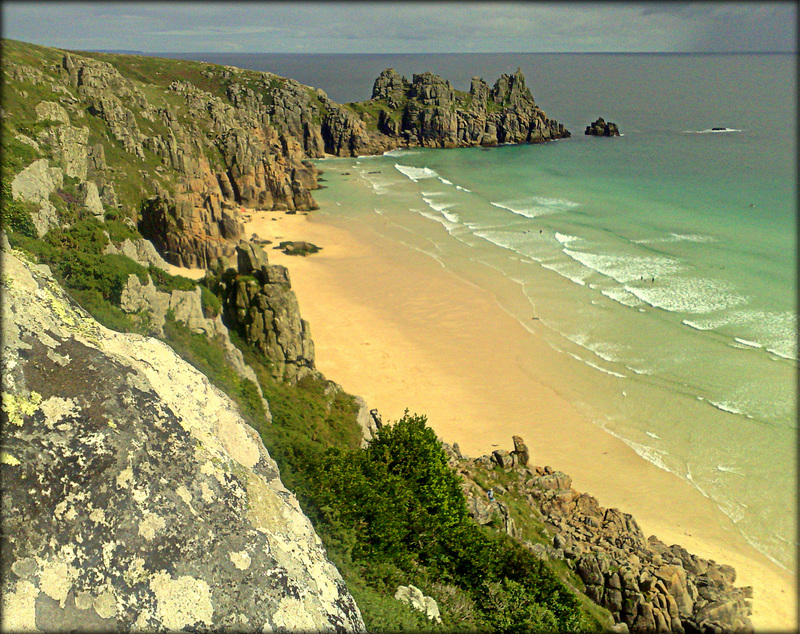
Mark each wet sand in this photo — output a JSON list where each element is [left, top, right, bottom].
[[242, 208, 797, 632]]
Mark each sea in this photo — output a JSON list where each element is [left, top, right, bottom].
[[157, 52, 797, 571]]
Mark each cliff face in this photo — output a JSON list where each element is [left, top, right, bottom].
[[0, 246, 365, 632], [219, 242, 318, 383], [3, 41, 569, 268]]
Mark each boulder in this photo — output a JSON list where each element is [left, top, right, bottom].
[[79, 180, 105, 218], [511, 434, 530, 466], [491, 448, 515, 468], [236, 242, 271, 276], [35, 100, 71, 124], [394, 585, 441, 623], [279, 240, 321, 256]]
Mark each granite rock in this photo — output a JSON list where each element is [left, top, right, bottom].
[[1, 248, 365, 632]]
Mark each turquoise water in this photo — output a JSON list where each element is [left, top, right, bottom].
[[307, 54, 797, 570], [170, 51, 796, 569]]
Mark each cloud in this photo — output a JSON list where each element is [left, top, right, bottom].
[[1, 1, 795, 53]]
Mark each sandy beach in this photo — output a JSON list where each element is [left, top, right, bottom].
[[241, 208, 797, 631]]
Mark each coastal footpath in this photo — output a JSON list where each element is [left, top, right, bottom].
[[1, 39, 755, 631]]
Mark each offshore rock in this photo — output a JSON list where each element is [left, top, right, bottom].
[[585, 117, 620, 137], [366, 67, 571, 149], [1, 248, 365, 632]]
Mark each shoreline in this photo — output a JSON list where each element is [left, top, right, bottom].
[[241, 208, 797, 631]]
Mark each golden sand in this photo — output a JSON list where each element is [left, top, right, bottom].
[[242, 208, 797, 632]]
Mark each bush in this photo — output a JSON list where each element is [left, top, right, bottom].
[[7, 218, 150, 305], [67, 288, 141, 333], [0, 128, 41, 180], [200, 284, 222, 317], [292, 412, 590, 632], [148, 265, 196, 293], [104, 217, 141, 243], [1, 179, 38, 238]]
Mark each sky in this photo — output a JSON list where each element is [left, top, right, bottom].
[[1, 2, 796, 55]]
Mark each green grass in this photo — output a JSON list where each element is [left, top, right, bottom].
[[1, 125, 43, 179]]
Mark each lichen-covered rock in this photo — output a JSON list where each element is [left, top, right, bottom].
[[35, 100, 71, 124], [79, 180, 105, 218], [35, 121, 90, 180], [1, 248, 365, 632]]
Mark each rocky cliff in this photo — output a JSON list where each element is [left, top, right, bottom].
[[449, 441, 754, 634], [0, 245, 365, 632], [3, 40, 569, 268], [218, 242, 318, 383]]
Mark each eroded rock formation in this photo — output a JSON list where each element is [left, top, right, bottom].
[[370, 67, 571, 147], [217, 242, 317, 383]]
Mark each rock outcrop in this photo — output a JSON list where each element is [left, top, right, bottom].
[[585, 117, 620, 137], [217, 242, 317, 383], [138, 193, 244, 270], [454, 438, 753, 634], [1, 246, 365, 632], [103, 236, 173, 271], [368, 67, 571, 147], [10, 159, 63, 237]]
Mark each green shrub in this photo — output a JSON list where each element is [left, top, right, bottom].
[[1, 179, 38, 238], [289, 412, 590, 632], [0, 128, 41, 180], [105, 217, 141, 243], [200, 284, 221, 317], [148, 265, 196, 293], [67, 288, 140, 333], [7, 218, 149, 305]]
